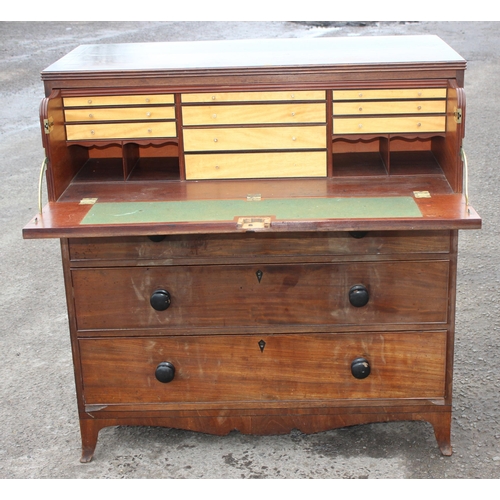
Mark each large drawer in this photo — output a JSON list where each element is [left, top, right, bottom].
[[72, 261, 449, 331], [184, 151, 326, 179], [68, 231, 451, 264], [182, 126, 326, 151], [79, 331, 447, 405]]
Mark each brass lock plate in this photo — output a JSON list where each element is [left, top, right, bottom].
[[237, 216, 271, 230]]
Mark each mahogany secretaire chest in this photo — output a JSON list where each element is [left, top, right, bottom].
[[23, 35, 481, 462]]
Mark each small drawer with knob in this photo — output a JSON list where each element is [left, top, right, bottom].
[[78, 331, 447, 406], [65, 122, 177, 140], [333, 116, 446, 135], [63, 94, 175, 107], [333, 100, 446, 116], [64, 106, 175, 122]]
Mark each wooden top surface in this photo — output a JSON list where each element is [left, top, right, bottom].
[[41, 35, 465, 77]]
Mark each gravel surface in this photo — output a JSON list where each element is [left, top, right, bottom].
[[1, 21, 498, 481]]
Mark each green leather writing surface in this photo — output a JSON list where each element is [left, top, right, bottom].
[[81, 197, 422, 225]]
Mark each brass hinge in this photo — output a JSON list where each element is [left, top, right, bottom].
[[454, 108, 462, 123], [43, 117, 53, 134]]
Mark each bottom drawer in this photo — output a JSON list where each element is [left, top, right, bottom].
[[184, 151, 326, 179], [80, 332, 446, 405]]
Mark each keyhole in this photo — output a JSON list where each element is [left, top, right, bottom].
[[256, 270, 263, 283]]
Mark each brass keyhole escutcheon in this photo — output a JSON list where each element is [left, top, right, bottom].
[[258, 340, 266, 352]]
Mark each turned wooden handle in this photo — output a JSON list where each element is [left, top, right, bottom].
[[150, 289, 171, 311], [155, 362, 176, 383]]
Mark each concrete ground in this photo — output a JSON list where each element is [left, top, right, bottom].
[[1, 21, 499, 480]]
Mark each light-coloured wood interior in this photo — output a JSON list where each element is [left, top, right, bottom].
[[333, 116, 446, 134], [333, 88, 447, 100], [182, 90, 325, 103], [333, 100, 446, 115], [65, 107, 175, 122], [183, 125, 326, 151], [182, 103, 326, 125], [66, 122, 177, 140], [185, 151, 326, 179], [63, 94, 175, 107]]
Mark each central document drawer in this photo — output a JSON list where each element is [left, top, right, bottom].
[[72, 261, 449, 331], [79, 331, 447, 405]]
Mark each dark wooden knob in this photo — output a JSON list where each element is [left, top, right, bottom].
[[349, 284, 369, 307], [150, 289, 171, 311], [148, 235, 166, 242], [351, 357, 371, 379], [349, 231, 368, 239], [155, 362, 175, 383]]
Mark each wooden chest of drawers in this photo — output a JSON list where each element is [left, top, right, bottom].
[[23, 36, 480, 462]]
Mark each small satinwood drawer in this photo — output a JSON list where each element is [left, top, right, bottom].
[[333, 116, 446, 134], [64, 106, 175, 122], [71, 261, 449, 331], [66, 122, 177, 140], [182, 103, 326, 126], [184, 151, 326, 179], [79, 331, 447, 405], [333, 100, 446, 116], [63, 94, 175, 107], [183, 125, 326, 151], [333, 88, 447, 101], [67, 231, 451, 263], [181, 90, 325, 103]]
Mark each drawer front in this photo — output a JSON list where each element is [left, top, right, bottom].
[[333, 88, 447, 101], [182, 103, 326, 125], [65, 106, 175, 122], [72, 261, 449, 331], [183, 126, 326, 151], [333, 116, 446, 135], [79, 331, 447, 405], [68, 231, 451, 263], [63, 94, 175, 107], [184, 151, 326, 179], [181, 90, 326, 103], [333, 100, 446, 116], [66, 122, 177, 140]]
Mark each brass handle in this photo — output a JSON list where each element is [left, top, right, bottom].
[[38, 157, 48, 214], [461, 148, 469, 207]]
